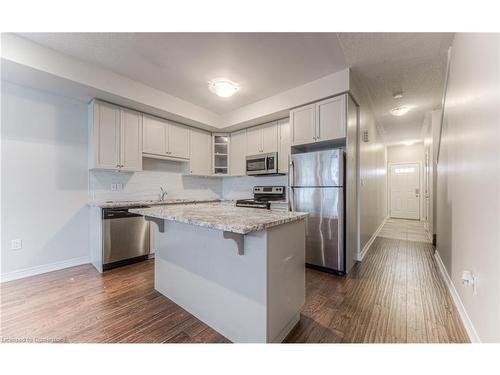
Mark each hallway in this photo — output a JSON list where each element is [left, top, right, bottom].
[[378, 218, 432, 243], [287, 218, 468, 343]]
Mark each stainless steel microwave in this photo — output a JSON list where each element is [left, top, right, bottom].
[[246, 152, 278, 175]]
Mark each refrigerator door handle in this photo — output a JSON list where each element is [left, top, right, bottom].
[[288, 155, 295, 211]]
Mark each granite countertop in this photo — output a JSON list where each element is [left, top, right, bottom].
[[129, 201, 308, 234], [88, 198, 220, 208]]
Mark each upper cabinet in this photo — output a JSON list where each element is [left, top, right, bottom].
[[290, 94, 346, 146], [230, 129, 247, 176], [189, 128, 212, 175], [143, 114, 190, 160], [290, 104, 316, 146], [246, 121, 278, 155], [168, 122, 190, 159], [89, 100, 142, 171], [278, 118, 291, 174], [213, 134, 230, 175], [316, 95, 346, 142]]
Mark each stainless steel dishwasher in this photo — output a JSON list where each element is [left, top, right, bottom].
[[102, 206, 151, 270]]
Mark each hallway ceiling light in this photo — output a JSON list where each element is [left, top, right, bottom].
[[390, 106, 410, 116], [392, 91, 404, 99], [208, 78, 240, 98]]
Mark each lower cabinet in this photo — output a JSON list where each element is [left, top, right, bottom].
[[189, 128, 212, 175]]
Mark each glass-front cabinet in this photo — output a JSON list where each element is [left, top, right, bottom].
[[212, 133, 230, 175]]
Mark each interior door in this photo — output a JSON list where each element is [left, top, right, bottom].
[[390, 163, 420, 219]]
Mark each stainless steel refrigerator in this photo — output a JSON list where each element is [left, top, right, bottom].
[[289, 149, 345, 273]]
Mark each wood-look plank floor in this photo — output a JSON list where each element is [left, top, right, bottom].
[[1, 228, 468, 343]]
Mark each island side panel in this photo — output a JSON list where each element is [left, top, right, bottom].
[[266, 219, 306, 342], [154, 220, 268, 343]]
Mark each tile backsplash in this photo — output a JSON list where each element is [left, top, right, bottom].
[[89, 158, 222, 202], [89, 157, 288, 203]]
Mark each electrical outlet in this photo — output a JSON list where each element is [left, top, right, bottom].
[[11, 239, 22, 250]]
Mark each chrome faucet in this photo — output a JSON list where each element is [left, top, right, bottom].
[[159, 187, 167, 202]]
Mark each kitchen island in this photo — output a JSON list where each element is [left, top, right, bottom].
[[130, 201, 308, 343]]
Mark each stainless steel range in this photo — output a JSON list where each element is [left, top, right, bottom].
[[236, 186, 286, 209]]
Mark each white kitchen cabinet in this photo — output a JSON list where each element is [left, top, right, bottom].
[[213, 134, 230, 175], [261, 121, 279, 154], [316, 95, 346, 141], [142, 114, 190, 160], [189, 128, 212, 175], [120, 108, 143, 172], [169, 122, 190, 159], [89, 100, 142, 171], [290, 104, 316, 146], [230, 129, 247, 176], [143, 115, 166, 156], [246, 126, 262, 155], [290, 94, 346, 146], [278, 118, 290, 174], [246, 121, 278, 155]]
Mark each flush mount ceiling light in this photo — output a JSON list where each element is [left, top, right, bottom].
[[392, 91, 404, 100], [208, 78, 240, 98], [390, 106, 410, 116]]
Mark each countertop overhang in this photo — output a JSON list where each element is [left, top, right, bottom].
[[129, 201, 308, 234]]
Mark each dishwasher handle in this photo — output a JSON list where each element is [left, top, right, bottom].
[[103, 206, 148, 219]]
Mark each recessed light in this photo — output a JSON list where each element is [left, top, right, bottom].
[[390, 106, 410, 116], [208, 78, 239, 98]]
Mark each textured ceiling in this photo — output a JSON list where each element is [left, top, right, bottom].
[[17, 32, 453, 143], [18, 32, 347, 114], [338, 32, 454, 143]]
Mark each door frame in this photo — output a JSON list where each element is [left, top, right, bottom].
[[387, 161, 423, 220]]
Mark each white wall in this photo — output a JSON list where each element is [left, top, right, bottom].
[[350, 76, 388, 255], [1, 82, 90, 279], [436, 33, 500, 343]]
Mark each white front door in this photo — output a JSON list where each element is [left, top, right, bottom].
[[390, 163, 420, 220]]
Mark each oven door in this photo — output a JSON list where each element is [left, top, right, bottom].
[[246, 155, 267, 175]]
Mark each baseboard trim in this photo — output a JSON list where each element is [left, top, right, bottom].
[[434, 250, 481, 343], [1, 256, 90, 283], [358, 216, 388, 261]]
